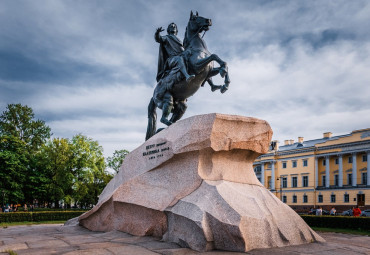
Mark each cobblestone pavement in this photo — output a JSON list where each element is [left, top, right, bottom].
[[0, 224, 369, 255]]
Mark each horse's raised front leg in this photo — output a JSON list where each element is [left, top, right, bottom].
[[206, 78, 222, 92], [194, 54, 228, 78], [220, 73, 230, 94]]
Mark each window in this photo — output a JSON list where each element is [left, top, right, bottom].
[[322, 159, 326, 166], [322, 175, 326, 186], [335, 158, 339, 165], [282, 195, 287, 203], [282, 177, 287, 188], [344, 194, 349, 203], [302, 176, 308, 187], [318, 194, 323, 203], [292, 195, 297, 203], [334, 174, 339, 186], [303, 159, 308, 167], [292, 176, 298, 187], [292, 161, 297, 168], [362, 173, 367, 185], [303, 194, 308, 203], [331, 194, 336, 203], [348, 173, 352, 185], [363, 155, 368, 162], [282, 162, 287, 168], [348, 156, 353, 163]]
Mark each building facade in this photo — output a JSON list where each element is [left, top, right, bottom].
[[253, 129, 370, 213]]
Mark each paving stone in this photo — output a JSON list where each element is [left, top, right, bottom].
[[0, 224, 369, 255], [107, 244, 160, 255], [63, 248, 113, 255], [0, 242, 28, 252], [26, 239, 70, 249], [137, 240, 181, 250], [156, 248, 200, 255]]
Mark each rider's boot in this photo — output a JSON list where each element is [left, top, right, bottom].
[[178, 59, 195, 83], [185, 73, 195, 83]]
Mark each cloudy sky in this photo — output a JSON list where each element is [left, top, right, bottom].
[[1, 0, 370, 158]]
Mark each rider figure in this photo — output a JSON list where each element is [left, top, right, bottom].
[[155, 23, 195, 83]]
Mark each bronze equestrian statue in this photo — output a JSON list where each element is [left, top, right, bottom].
[[146, 11, 230, 140]]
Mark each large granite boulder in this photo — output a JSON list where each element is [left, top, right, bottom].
[[78, 113, 324, 252]]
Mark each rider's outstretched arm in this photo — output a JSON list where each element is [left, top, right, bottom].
[[155, 27, 165, 43]]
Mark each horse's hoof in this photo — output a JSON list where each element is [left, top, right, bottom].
[[160, 118, 173, 126], [219, 67, 227, 78], [211, 85, 221, 92]]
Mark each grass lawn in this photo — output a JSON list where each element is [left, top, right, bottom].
[[312, 227, 370, 236], [1, 220, 66, 228]]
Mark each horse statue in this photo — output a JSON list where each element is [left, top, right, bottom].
[[146, 11, 230, 140]]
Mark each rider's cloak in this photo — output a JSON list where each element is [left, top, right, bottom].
[[156, 34, 184, 82]]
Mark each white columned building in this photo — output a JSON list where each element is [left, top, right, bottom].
[[261, 163, 265, 186], [352, 153, 357, 186], [338, 155, 343, 187], [325, 156, 330, 188], [271, 161, 275, 190], [367, 151, 370, 186], [315, 157, 318, 188]]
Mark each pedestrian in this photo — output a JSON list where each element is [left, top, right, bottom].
[[24, 203, 28, 212], [316, 206, 323, 216], [352, 206, 361, 217], [330, 207, 336, 216]]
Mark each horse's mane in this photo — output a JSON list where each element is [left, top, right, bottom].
[[183, 23, 189, 49]]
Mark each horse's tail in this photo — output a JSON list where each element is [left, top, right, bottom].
[[145, 97, 157, 141]]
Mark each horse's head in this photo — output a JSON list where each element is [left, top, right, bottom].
[[187, 11, 212, 34]]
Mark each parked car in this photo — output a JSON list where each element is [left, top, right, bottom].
[[341, 209, 353, 216], [308, 208, 330, 215], [360, 209, 370, 217]]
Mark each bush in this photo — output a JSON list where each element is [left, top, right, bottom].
[[301, 215, 370, 231], [0, 211, 85, 223]]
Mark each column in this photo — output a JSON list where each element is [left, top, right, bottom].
[[271, 161, 275, 190], [352, 153, 357, 186], [325, 156, 330, 188], [261, 163, 265, 186], [367, 151, 370, 186], [315, 157, 318, 188], [338, 155, 343, 187]]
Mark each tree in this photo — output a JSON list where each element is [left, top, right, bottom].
[[36, 138, 74, 207], [0, 135, 28, 204], [106, 149, 129, 173], [70, 134, 112, 207], [0, 104, 51, 150], [0, 104, 51, 204]]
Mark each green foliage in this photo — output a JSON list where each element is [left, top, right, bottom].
[[0, 211, 85, 223], [301, 215, 370, 231], [0, 104, 51, 204], [106, 149, 129, 173], [0, 104, 117, 209]]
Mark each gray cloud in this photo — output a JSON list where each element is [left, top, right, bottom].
[[1, 0, 370, 158]]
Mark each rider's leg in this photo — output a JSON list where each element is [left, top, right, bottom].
[[178, 57, 195, 83], [160, 92, 174, 126]]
